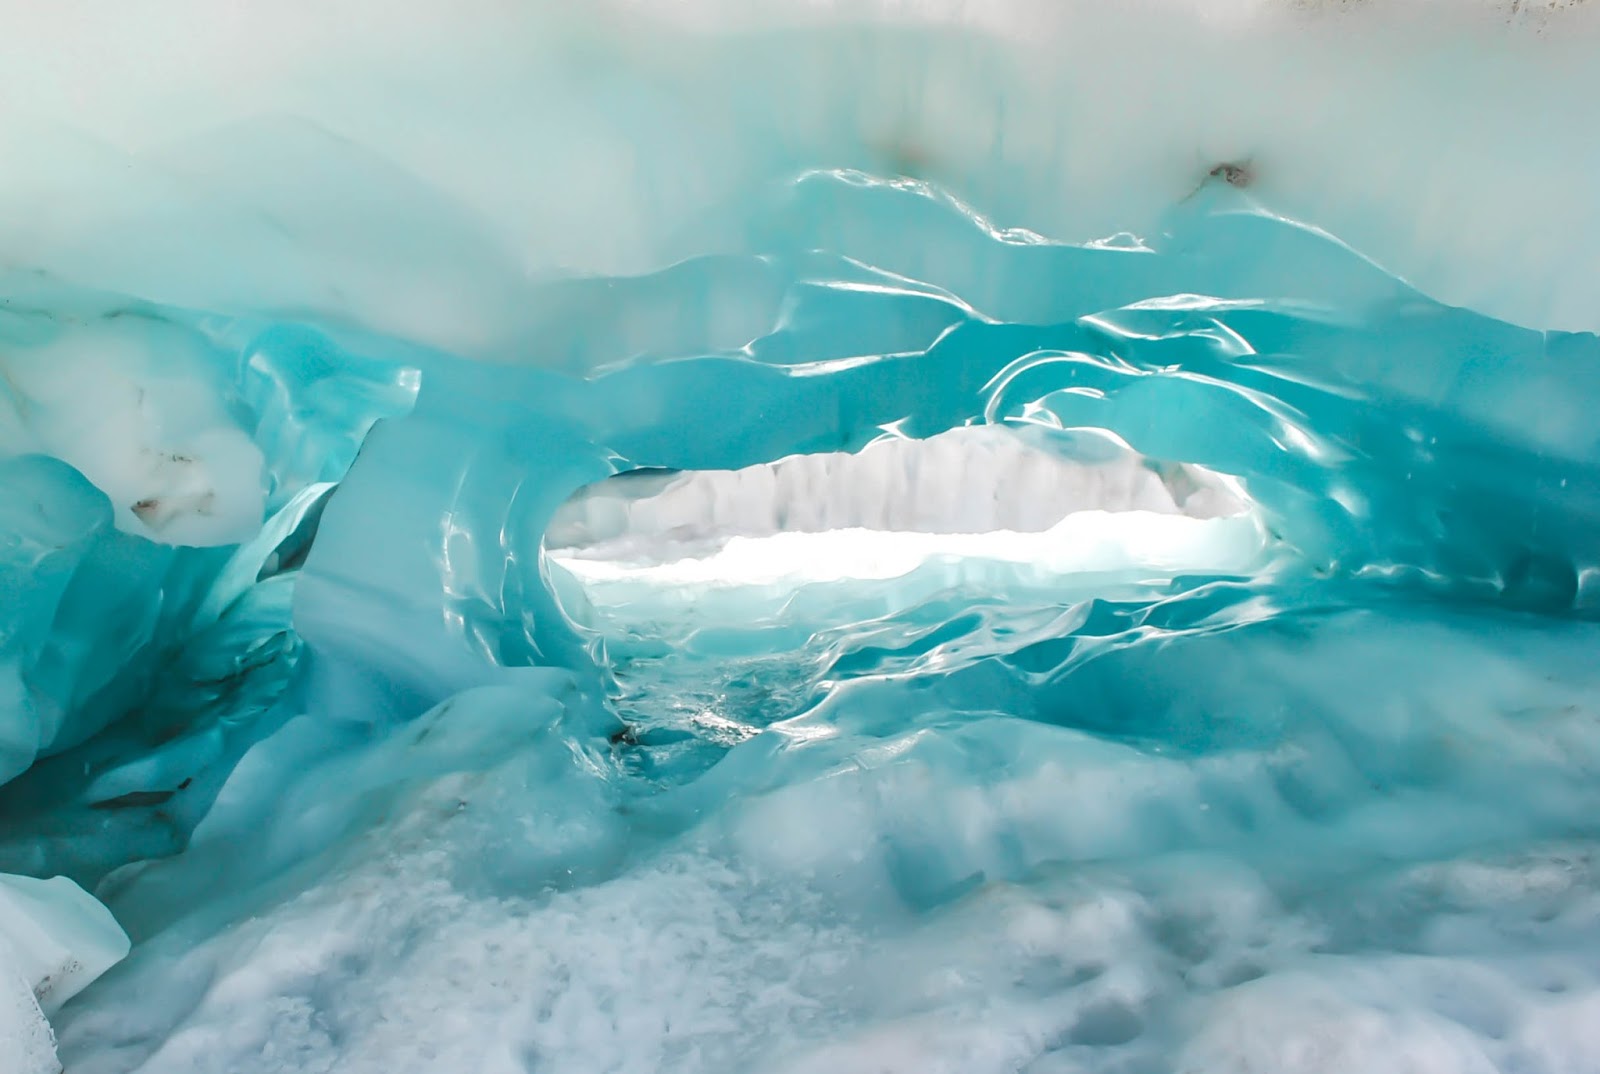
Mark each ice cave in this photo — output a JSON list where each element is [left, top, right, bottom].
[[4, 2, 1600, 1071]]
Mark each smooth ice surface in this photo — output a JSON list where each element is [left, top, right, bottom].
[[3, 2, 1600, 1072]]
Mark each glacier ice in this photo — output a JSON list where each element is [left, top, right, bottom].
[[0, 874, 129, 1013], [3, 1, 1600, 1073], [0, 872, 128, 1074]]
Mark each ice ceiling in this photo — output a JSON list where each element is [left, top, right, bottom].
[[4, 2, 1600, 1072]]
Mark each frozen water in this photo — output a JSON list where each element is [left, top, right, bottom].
[[0, 873, 129, 1074], [2, 2, 1600, 1072], [0, 874, 129, 1014]]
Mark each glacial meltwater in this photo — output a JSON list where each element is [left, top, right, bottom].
[[3, 3, 1600, 1072]]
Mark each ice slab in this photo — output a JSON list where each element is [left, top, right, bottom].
[[0, 873, 130, 1074]]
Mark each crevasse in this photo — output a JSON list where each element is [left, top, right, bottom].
[[3, 3, 1600, 1073]]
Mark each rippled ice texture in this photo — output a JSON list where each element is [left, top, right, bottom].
[[4, 2, 1600, 1073]]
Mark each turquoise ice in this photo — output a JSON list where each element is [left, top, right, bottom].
[[3, 3, 1600, 1072]]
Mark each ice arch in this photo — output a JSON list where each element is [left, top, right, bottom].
[[293, 232, 1311, 716], [6, 173, 1600, 1074], [7, 176, 1594, 887], [291, 181, 1600, 730]]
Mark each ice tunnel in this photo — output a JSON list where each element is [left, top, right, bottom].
[[5, 2, 1600, 1072]]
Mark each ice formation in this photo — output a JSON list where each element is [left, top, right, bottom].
[[3, 1, 1600, 1072], [0, 874, 129, 1074]]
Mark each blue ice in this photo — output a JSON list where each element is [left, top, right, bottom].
[[4, 5, 1600, 1073]]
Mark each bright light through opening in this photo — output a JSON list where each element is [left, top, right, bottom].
[[544, 426, 1271, 623]]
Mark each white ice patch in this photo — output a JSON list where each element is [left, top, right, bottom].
[[0, 875, 130, 1015], [0, 970, 56, 1074], [0, 874, 131, 1074], [0, 322, 264, 546]]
